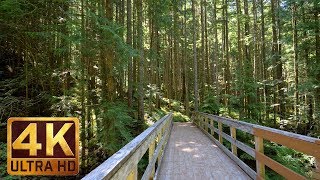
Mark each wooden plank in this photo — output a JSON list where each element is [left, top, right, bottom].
[[255, 136, 265, 179], [230, 127, 237, 156], [205, 118, 209, 132], [218, 122, 223, 143], [220, 131, 255, 158], [210, 119, 214, 136], [255, 151, 305, 180], [112, 118, 173, 180], [197, 112, 320, 146], [211, 125, 219, 134], [82, 113, 172, 180], [195, 112, 320, 179], [196, 123, 257, 179], [157, 130, 163, 163], [154, 117, 173, 180], [148, 141, 155, 179], [142, 125, 171, 180], [126, 165, 137, 180], [197, 112, 254, 134], [253, 128, 320, 159], [158, 116, 173, 167]]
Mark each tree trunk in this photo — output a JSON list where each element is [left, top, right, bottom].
[[292, 3, 299, 130], [271, 0, 279, 127], [127, 0, 133, 108], [192, 0, 199, 111], [137, 0, 144, 123], [184, 0, 189, 115], [314, 3, 320, 132]]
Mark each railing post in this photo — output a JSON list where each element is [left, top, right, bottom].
[[157, 130, 163, 164], [218, 122, 223, 143], [230, 127, 237, 156], [255, 136, 265, 179], [210, 119, 214, 136], [205, 118, 208, 132], [149, 141, 155, 179], [126, 165, 138, 180]]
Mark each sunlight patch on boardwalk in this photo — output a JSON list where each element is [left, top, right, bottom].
[[158, 122, 251, 180]]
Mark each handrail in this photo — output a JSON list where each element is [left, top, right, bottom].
[[82, 113, 173, 180], [193, 111, 320, 180]]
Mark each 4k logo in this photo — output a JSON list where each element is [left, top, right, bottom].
[[7, 117, 79, 176]]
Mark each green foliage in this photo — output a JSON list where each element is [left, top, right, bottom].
[[0, 143, 19, 179], [0, 142, 6, 177], [200, 94, 220, 115], [173, 112, 190, 122], [264, 142, 312, 179], [98, 102, 136, 155], [170, 100, 182, 112]]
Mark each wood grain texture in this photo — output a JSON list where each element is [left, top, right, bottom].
[[218, 122, 223, 143], [196, 112, 320, 147], [196, 123, 256, 179], [141, 123, 171, 180], [222, 131, 255, 158], [210, 119, 214, 136], [197, 112, 254, 134], [230, 127, 237, 156], [148, 141, 155, 179], [202, 115, 255, 157], [126, 165, 137, 180], [158, 123, 252, 180], [195, 111, 319, 179], [254, 128, 320, 159], [256, 151, 305, 180], [255, 136, 265, 179]]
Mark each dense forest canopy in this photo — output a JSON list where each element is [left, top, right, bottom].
[[0, 0, 319, 178]]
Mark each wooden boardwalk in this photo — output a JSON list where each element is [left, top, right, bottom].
[[158, 122, 251, 180], [83, 113, 319, 180]]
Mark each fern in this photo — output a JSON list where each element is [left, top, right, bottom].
[[98, 102, 135, 156]]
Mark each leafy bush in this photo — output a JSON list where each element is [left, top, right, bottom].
[[200, 94, 220, 115], [173, 112, 189, 122], [98, 102, 136, 156], [0, 142, 20, 179], [264, 142, 312, 179]]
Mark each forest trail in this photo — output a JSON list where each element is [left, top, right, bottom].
[[157, 122, 250, 180]]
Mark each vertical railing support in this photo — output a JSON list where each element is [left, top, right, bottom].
[[218, 122, 223, 143], [127, 165, 138, 180], [203, 117, 205, 130], [205, 118, 208, 132], [149, 141, 155, 179], [210, 119, 214, 136], [157, 130, 163, 163], [255, 136, 265, 179], [230, 127, 237, 156]]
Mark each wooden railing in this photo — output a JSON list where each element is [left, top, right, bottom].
[[193, 112, 320, 180], [82, 113, 173, 180]]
